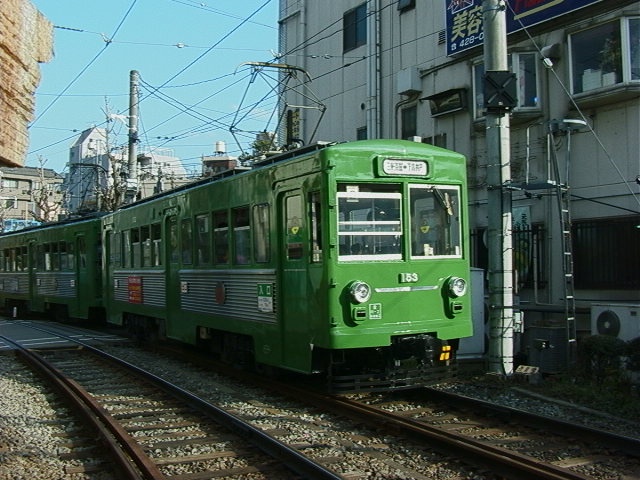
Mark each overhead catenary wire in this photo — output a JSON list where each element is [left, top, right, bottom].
[[30, 0, 140, 128]]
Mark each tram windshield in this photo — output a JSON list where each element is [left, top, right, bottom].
[[409, 184, 462, 258], [336, 183, 462, 261], [337, 184, 402, 260]]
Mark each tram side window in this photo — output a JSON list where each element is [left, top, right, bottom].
[[132, 228, 141, 267], [233, 207, 250, 265], [16, 248, 23, 271], [60, 242, 68, 270], [51, 243, 60, 270], [337, 184, 402, 260], [140, 226, 151, 267], [151, 224, 162, 266], [5, 249, 15, 271], [123, 230, 132, 268], [310, 192, 323, 263], [110, 232, 122, 267], [0, 250, 4, 271], [22, 246, 29, 271], [409, 185, 462, 258], [195, 214, 211, 265], [181, 219, 193, 265], [213, 210, 229, 264], [286, 195, 304, 260], [253, 204, 270, 263]]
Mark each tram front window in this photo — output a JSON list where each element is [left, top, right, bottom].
[[337, 184, 402, 260], [409, 184, 462, 258]]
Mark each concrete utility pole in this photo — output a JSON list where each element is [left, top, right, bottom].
[[483, 0, 514, 375], [126, 70, 139, 203]]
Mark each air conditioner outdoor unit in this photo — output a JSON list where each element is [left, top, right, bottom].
[[590, 303, 640, 341]]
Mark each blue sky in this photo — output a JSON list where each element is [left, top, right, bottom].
[[28, 0, 279, 174]]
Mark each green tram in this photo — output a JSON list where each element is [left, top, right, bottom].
[[0, 214, 104, 320], [103, 139, 472, 390]]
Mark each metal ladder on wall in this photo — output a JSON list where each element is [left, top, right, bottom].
[[518, 119, 586, 365], [548, 120, 586, 364]]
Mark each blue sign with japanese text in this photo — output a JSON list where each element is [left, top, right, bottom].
[[445, 0, 604, 56]]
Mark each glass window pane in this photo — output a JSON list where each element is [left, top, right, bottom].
[[337, 184, 402, 260], [78, 236, 87, 269], [132, 228, 141, 267], [213, 210, 229, 264], [141, 225, 151, 267], [310, 192, 323, 263], [152, 224, 162, 266], [253, 204, 270, 263], [181, 219, 193, 264], [286, 196, 304, 260], [571, 21, 622, 93], [60, 242, 68, 270], [168, 219, 179, 264], [629, 18, 639, 81], [516, 52, 539, 108], [410, 185, 462, 258], [233, 207, 250, 264], [196, 214, 211, 265]]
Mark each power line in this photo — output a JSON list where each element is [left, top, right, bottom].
[[30, 0, 139, 128]]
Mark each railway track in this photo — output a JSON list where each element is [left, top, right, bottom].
[[169, 345, 640, 480], [0, 330, 340, 480], [3, 322, 638, 479]]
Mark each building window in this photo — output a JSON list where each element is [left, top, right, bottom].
[[356, 126, 367, 140], [573, 216, 639, 290], [473, 52, 540, 118], [343, 3, 367, 52], [397, 0, 415, 12], [401, 105, 417, 139], [423, 134, 447, 149], [570, 17, 639, 94]]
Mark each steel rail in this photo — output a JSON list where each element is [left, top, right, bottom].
[[422, 386, 640, 457], [7, 322, 343, 480], [0, 334, 160, 480], [199, 359, 595, 480]]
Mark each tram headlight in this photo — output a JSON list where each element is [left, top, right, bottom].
[[448, 277, 467, 298], [349, 281, 372, 304]]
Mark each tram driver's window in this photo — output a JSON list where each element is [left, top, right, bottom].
[[310, 192, 323, 263], [409, 185, 462, 258]]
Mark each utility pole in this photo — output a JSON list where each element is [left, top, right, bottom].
[[126, 70, 139, 203], [483, 0, 515, 376]]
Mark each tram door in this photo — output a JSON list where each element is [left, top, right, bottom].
[[279, 191, 310, 371]]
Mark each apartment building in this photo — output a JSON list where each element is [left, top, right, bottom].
[[0, 166, 64, 231]]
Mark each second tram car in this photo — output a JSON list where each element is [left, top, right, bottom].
[[102, 140, 473, 390], [0, 215, 104, 320]]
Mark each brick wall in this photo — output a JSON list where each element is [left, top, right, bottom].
[[0, 0, 53, 167]]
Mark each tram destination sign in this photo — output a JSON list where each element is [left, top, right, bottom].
[[380, 158, 429, 177], [445, 0, 604, 56]]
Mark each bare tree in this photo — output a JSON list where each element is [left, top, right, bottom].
[[30, 156, 63, 223]]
